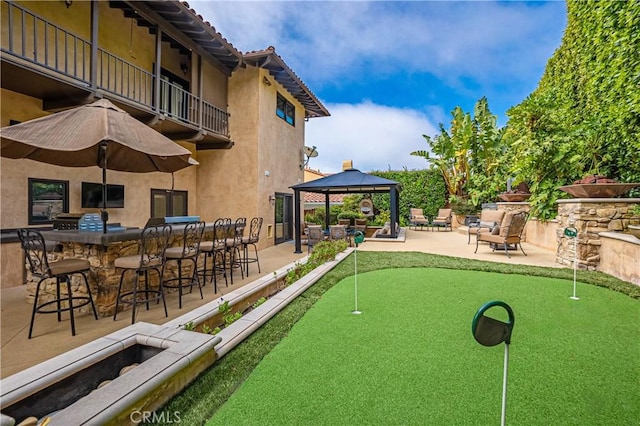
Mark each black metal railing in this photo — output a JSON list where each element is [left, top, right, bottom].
[[1, 1, 229, 138]]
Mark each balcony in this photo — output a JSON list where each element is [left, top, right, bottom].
[[0, 1, 231, 147]]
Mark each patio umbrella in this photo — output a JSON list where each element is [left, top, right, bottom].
[[0, 98, 194, 233]]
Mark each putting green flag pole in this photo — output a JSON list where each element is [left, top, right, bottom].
[[472, 301, 515, 426], [564, 227, 579, 300], [352, 231, 365, 315]]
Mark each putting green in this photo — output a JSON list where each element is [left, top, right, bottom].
[[208, 268, 639, 425]]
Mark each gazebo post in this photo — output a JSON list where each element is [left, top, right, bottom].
[[324, 193, 330, 231], [294, 189, 302, 253]]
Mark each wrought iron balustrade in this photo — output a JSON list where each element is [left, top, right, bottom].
[[1, 0, 230, 138], [1, 1, 91, 83]]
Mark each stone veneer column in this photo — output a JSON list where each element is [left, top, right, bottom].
[[496, 202, 530, 242], [556, 198, 640, 270]]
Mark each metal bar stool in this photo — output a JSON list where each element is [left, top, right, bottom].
[[198, 218, 229, 293], [113, 224, 171, 324], [163, 221, 205, 309], [18, 229, 98, 339], [241, 217, 263, 277], [225, 217, 246, 284]]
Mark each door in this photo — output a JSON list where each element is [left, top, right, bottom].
[[151, 189, 188, 218], [274, 193, 293, 244]]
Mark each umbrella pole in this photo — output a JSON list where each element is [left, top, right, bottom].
[[101, 142, 108, 234]]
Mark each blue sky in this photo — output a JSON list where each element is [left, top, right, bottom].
[[190, 1, 567, 173]]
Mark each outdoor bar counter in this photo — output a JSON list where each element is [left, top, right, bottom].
[[27, 223, 214, 317]]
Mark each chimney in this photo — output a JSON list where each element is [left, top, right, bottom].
[[342, 160, 353, 171]]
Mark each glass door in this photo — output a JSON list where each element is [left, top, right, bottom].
[[274, 193, 293, 244]]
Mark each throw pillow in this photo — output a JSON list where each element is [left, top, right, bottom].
[[499, 212, 517, 237]]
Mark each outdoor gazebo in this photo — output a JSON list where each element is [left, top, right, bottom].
[[290, 168, 401, 253]]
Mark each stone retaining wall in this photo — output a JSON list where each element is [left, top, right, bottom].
[[556, 198, 640, 270]]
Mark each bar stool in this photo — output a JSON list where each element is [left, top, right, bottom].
[[18, 229, 98, 339], [113, 224, 171, 324], [241, 217, 263, 277], [225, 217, 246, 284], [198, 218, 229, 293], [163, 221, 205, 309]]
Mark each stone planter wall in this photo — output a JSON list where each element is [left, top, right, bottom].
[[524, 218, 558, 251], [556, 198, 640, 270], [599, 232, 640, 286]]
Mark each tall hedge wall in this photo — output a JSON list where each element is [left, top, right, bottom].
[[506, 0, 640, 220], [369, 169, 446, 225]]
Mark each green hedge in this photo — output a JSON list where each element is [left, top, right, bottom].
[[369, 169, 446, 225], [506, 0, 640, 220]]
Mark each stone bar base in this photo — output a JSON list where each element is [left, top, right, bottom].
[[24, 230, 214, 317], [556, 198, 640, 270]]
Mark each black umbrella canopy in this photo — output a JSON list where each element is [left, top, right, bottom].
[[0, 99, 195, 232], [290, 168, 401, 253]]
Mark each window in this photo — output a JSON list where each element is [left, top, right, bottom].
[[276, 93, 295, 126], [28, 178, 69, 225], [151, 189, 188, 218]]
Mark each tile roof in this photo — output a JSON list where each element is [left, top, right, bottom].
[[243, 47, 330, 119], [121, 2, 329, 120], [304, 193, 345, 203]]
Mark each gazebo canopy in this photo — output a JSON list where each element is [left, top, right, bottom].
[[290, 168, 401, 253]]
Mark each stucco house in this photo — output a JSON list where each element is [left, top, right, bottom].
[[0, 0, 329, 287]]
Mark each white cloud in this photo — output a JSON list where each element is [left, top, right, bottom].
[[190, 1, 565, 90], [304, 102, 437, 174]]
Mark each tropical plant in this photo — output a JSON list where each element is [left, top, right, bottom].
[[411, 97, 508, 209]]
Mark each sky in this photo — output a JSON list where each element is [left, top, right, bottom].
[[189, 1, 568, 174]]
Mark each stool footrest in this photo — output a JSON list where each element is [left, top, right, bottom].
[[35, 297, 94, 314]]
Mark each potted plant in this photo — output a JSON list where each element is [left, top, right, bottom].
[[498, 182, 531, 202]]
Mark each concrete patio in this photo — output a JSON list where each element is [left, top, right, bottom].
[[1, 228, 558, 378]]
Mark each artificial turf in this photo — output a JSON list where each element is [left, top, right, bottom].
[[207, 268, 639, 425]]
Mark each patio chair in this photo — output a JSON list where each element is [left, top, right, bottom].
[[467, 209, 506, 244], [18, 228, 98, 338], [475, 210, 528, 258], [354, 218, 368, 234], [163, 221, 205, 309], [329, 224, 350, 246], [409, 208, 429, 230], [431, 208, 452, 231], [198, 218, 229, 293], [114, 224, 171, 324], [307, 225, 324, 253], [241, 217, 263, 277], [225, 217, 247, 284]]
